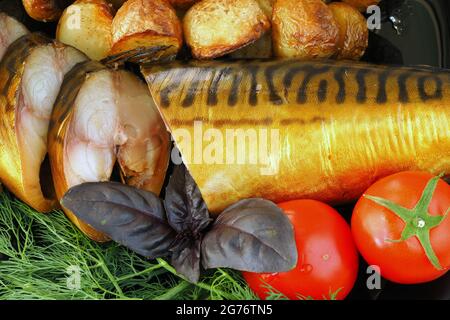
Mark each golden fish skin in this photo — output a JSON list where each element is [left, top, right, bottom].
[[142, 59, 450, 214], [0, 33, 86, 212]]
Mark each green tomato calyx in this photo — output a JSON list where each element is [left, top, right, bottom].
[[364, 175, 449, 271]]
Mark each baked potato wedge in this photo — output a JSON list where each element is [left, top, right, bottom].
[[22, 0, 73, 22], [230, 0, 273, 58], [183, 0, 270, 59], [109, 0, 182, 63], [57, 0, 113, 61], [341, 0, 380, 12], [329, 2, 368, 60], [272, 0, 338, 59]]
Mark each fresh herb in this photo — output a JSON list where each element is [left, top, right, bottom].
[[261, 282, 343, 301], [60, 181, 176, 259], [202, 198, 298, 272], [0, 190, 261, 300], [164, 164, 211, 283], [62, 164, 298, 284]]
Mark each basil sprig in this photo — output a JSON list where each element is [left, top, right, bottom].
[[62, 165, 297, 283]]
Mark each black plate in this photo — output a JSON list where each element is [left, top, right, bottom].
[[0, 0, 449, 301], [363, 0, 450, 68], [348, 0, 450, 300]]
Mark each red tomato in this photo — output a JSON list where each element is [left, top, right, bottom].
[[243, 200, 358, 300], [352, 171, 450, 284]]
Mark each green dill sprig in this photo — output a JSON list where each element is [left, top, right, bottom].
[[0, 191, 259, 300]]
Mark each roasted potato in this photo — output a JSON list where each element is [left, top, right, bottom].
[[57, 0, 113, 61], [22, 0, 74, 22], [341, 0, 380, 12], [110, 0, 183, 62], [329, 2, 368, 60], [272, 0, 338, 59], [183, 0, 270, 59], [229, 0, 273, 58]]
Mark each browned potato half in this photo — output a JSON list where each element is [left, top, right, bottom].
[[229, 0, 273, 58], [272, 0, 338, 59], [22, 0, 74, 22], [57, 0, 113, 61], [110, 0, 182, 62], [183, 0, 270, 59], [329, 2, 368, 60], [341, 0, 380, 12]]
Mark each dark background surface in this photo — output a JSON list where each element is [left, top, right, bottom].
[[0, 0, 449, 300], [362, 0, 450, 68], [351, 0, 450, 300]]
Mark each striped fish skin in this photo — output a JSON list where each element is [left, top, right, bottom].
[[142, 59, 450, 214], [48, 61, 170, 242], [0, 33, 87, 213]]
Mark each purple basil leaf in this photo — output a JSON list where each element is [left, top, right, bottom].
[[171, 238, 202, 283], [62, 182, 176, 259], [201, 198, 298, 273], [164, 164, 211, 234]]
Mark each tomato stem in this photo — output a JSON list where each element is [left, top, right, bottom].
[[364, 175, 449, 271]]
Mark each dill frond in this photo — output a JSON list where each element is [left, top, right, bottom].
[[0, 191, 258, 300]]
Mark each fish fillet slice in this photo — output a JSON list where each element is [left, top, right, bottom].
[[49, 61, 170, 241], [64, 69, 118, 189], [0, 33, 87, 212], [0, 13, 28, 61]]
